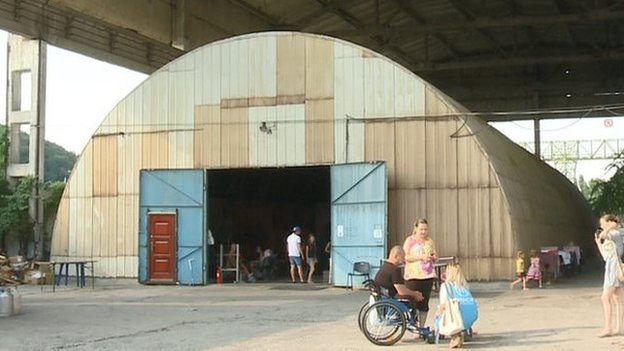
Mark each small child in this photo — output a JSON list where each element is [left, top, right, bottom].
[[510, 250, 527, 290], [525, 249, 542, 288]]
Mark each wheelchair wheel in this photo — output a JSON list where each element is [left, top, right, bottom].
[[357, 301, 369, 332], [361, 301, 406, 346]]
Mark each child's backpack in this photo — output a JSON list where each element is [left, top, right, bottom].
[[450, 283, 479, 329]]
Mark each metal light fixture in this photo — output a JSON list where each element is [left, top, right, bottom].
[[259, 121, 275, 134]]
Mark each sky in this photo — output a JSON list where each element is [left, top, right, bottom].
[[0, 30, 620, 182], [0, 31, 147, 154]]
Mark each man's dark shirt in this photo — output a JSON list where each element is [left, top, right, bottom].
[[374, 261, 404, 297]]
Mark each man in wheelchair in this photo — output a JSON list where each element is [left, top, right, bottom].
[[374, 245, 426, 315]]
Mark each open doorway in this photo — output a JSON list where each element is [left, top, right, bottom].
[[207, 166, 331, 282]]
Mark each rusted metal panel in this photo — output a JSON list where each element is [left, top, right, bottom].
[[169, 49, 194, 72], [277, 34, 305, 97], [67, 198, 77, 257], [116, 194, 139, 277], [51, 190, 70, 256], [168, 65, 195, 169], [424, 87, 459, 188], [68, 142, 93, 198], [388, 190, 398, 246], [249, 36, 277, 98], [75, 198, 93, 258], [425, 118, 458, 188], [221, 38, 249, 99], [117, 195, 130, 259], [93, 135, 119, 197], [194, 105, 221, 168], [117, 134, 142, 195], [142, 70, 170, 133], [457, 135, 491, 188], [364, 57, 395, 118], [168, 131, 194, 168], [389, 189, 427, 246], [490, 187, 513, 258], [425, 189, 459, 256], [248, 103, 306, 167], [91, 197, 101, 263], [305, 99, 334, 164], [92, 196, 118, 277], [220, 107, 249, 167], [194, 44, 221, 105], [395, 120, 426, 189], [276, 104, 305, 165], [394, 66, 425, 118], [249, 106, 277, 166], [142, 132, 169, 169], [334, 42, 365, 163], [305, 37, 333, 99], [458, 188, 491, 260], [365, 122, 396, 188]]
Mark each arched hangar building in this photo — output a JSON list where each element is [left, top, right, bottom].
[[51, 32, 593, 284]]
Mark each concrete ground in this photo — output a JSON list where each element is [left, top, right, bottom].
[[1, 266, 623, 351]]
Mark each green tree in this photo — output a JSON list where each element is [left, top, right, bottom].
[[0, 126, 73, 256], [588, 154, 624, 217], [0, 176, 37, 255], [14, 129, 77, 182]]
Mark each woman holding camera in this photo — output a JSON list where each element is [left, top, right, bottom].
[[595, 214, 624, 337]]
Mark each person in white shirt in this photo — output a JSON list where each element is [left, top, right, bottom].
[[287, 226, 305, 283]]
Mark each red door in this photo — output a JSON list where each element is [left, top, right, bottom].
[[148, 213, 176, 282]]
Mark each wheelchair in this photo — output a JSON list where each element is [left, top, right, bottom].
[[357, 280, 434, 346]]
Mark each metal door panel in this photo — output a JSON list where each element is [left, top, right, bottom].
[[139, 169, 206, 285], [331, 162, 387, 286]]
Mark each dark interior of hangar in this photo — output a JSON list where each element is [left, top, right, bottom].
[[207, 166, 331, 282]]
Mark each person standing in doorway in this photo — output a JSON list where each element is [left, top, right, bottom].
[[287, 226, 305, 283], [306, 233, 318, 284], [403, 218, 437, 328]]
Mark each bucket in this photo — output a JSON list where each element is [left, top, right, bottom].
[[8, 286, 20, 315], [0, 288, 13, 317]]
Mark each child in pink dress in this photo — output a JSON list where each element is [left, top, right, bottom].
[[525, 249, 542, 288]]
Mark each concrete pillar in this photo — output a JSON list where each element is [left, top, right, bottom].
[[6, 34, 46, 259], [532, 92, 541, 158], [172, 0, 188, 50], [534, 118, 541, 158]]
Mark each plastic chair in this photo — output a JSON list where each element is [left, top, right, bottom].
[[346, 261, 371, 290]]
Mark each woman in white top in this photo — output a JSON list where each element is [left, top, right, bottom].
[[436, 263, 478, 348], [595, 214, 624, 337]]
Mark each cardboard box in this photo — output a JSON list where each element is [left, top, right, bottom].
[[23, 269, 43, 285]]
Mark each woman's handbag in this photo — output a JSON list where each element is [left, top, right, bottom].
[[438, 283, 465, 336]]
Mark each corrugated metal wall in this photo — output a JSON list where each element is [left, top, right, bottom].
[[51, 32, 591, 280]]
